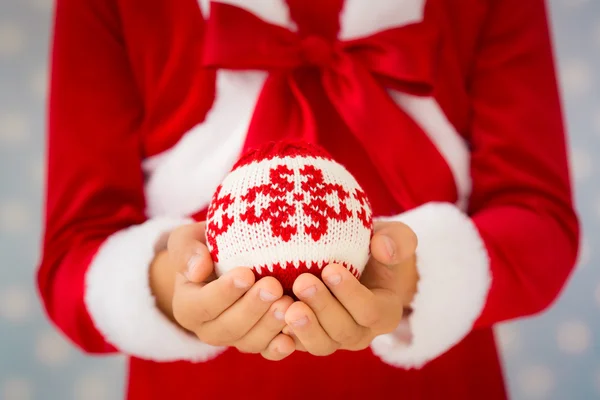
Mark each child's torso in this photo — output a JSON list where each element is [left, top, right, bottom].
[[110, 2, 508, 399], [113, 0, 489, 221]]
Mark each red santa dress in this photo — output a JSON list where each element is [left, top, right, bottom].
[[37, 0, 580, 399]]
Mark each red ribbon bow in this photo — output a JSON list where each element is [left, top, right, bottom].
[[202, 2, 457, 210]]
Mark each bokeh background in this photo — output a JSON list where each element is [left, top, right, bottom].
[[0, 0, 598, 399]]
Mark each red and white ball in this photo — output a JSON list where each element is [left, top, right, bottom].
[[205, 141, 373, 293]]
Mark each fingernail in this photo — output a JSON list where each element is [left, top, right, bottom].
[[382, 235, 396, 260], [299, 285, 317, 298], [233, 277, 251, 289], [186, 255, 202, 278], [274, 309, 285, 320], [325, 274, 341, 286], [259, 289, 277, 302], [291, 316, 308, 327]]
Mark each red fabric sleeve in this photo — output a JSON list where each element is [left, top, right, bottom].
[[36, 0, 147, 353], [371, 0, 580, 369], [37, 0, 218, 358], [468, 0, 580, 327]]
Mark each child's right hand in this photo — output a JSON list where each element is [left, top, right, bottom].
[[150, 222, 296, 361]]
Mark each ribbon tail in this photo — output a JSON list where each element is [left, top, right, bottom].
[[243, 71, 319, 152], [288, 74, 319, 144], [323, 57, 458, 209]]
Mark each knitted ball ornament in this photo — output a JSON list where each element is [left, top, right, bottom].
[[205, 141, 374, 294]]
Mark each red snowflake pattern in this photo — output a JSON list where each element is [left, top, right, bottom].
[[206, 184, 235, 262], [353, 188, 373, 229], [208, 162, 373, 265], [240, 164, 298, 242], [300, 165, 352, 241]]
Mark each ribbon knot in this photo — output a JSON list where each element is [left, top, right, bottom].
[[202, 2, 458, 210], [300, 35, 335, 67]]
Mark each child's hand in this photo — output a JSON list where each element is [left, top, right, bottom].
[[151, 222, 296, 361], [282, 221, 419, 355]]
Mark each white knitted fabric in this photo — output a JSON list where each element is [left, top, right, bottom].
[[205, 142, 373, 290]]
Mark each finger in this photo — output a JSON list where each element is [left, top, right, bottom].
[[293, 274, 367, 349], [198, 277, 284, 345], [321, 264, 402, 332], [261, 334, 295, 361], [363, 222, 419, 297], [234, 295, 294, 353], [167, 222, 213, 283], [281, 326, 307, 352], [172, 267, 254, 331], [284, 302, 338, 356], [371, 221, 417, 266]]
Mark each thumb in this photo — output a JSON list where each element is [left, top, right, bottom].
[[365, 222, 419, 306], [370, 221, 418, 268], [167, 222, 215, 284], [184, 245, 215, 283]]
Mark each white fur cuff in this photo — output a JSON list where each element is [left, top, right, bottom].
[[370, 202, 491, 369], [84, 217, 225, 362]]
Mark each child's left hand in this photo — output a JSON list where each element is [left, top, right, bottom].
[[282, 221, 419, 355]]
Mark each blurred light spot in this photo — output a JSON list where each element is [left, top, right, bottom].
[[0, 200, 31, 235], [570, 147, 593, 183], [576, 234, 590, 269], [518, 365, 554, 399], [29, 158, 45, 187], [73, 374, 108, 400], [29, 0, 53, 10], [0, 23, 25, 57], [496, 323, 521, 354], [2, 378, 32, 400], [557, 320, 591, 354], [0, 112, 29, 148], [35, 330, 71, 366], [559, 58, 593, 97], [0, 286, 32, 323], [29, 66, 48, 101]]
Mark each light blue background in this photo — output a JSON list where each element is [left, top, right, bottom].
[[0, 1, 598, 399]]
